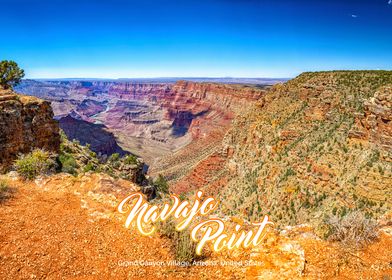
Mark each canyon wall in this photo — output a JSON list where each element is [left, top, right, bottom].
[[0, 87, 60, 172], [213, 71, 392, 227], [59, 114, 127, 156]]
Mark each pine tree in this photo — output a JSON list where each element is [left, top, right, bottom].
[[0, 60, 25, 90]]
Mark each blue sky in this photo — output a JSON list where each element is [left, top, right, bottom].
[[1, 0, 391, 78]]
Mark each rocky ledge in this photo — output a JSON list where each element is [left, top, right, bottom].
[[350, 85, 392, 151], [0, 89, 60, 172]]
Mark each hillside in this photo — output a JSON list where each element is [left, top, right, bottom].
[[214, 71, 391, 230]]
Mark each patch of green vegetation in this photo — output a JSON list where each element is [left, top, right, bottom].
[[109, 153, 120, 162], [0, 180, 9, 198], [154, 174, 169, 195], [58, 153, 78, 175], [83, 162, 96, 173], [14, 149, 55, 180], [281, 167, 296, 182], [124, 154, 138, 165]]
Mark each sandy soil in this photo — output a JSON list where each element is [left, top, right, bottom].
[[0, 174, 391, 279]]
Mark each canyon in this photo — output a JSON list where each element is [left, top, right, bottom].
[[13, 72, 392, 227], [215, 71, 392, 228], [16, 79, 269, 172]]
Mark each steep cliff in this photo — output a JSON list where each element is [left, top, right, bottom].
[[59, 114, 126, 156], [147, 82, 266, 180], [0, 88, 60, 172]]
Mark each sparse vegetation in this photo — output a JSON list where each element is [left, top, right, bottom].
[[59, 153, 78, 175], [217, 71, 392, 227], [14, 149, 55, 180], [109, 153, 120, 162], [83, 162, 96, 173], [57, 131, 146, 183], [124, 154, 138, 165], [0, 180, 9, 200], [324, 211, 378, 248], [158, 219, 199, 262], [154, 174, 169, 195]]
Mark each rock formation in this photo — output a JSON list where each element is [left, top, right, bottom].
[[349, 85, 392, 151], [0, 87, 60, 172]]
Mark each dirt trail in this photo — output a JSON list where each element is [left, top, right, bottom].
[[0, 174, 229, 279]]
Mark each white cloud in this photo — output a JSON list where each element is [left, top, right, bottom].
[[351, 14, 358, 18], [389, 0, 392, 5]]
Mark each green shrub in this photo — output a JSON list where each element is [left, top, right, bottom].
[[59, 153, 78, 175], [60, 142, 72, 153], [154, 174, 169, 195], [14, 149, 55, 180], [83, 162, 96, 173], [109, 153, 120, 162], [0, 180, 9, 199], [124, 154, 138, 165]]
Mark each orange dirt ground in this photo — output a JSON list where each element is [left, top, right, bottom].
[[0, 174, 391, 279]]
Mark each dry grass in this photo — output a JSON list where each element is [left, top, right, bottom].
[[325, 211, 379, 248], [158, 218, 200, 262], [0, 179, 12, 202]]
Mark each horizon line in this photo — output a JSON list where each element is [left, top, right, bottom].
[[24, 77, 292, 81], [24, 69, 392, 81]]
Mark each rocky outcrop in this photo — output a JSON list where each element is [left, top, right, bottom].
[[349, 85, 392, 150], [58, 135, 147, 186], [0, 89, 60, 172]]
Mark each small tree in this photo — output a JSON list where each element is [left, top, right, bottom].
[[0, 60, 25, 89]]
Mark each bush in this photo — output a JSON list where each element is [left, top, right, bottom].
[[14, 149, 55, 180], [83, 162, 96, 173], [158, 219, 199, 262], [0, 180, 9, 199], [325, 211, 378, 248], [124, 154, 138, 165], [154, 174, 169, 195], [109, 153, 120, 162], [59, 153, 78, 175]]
